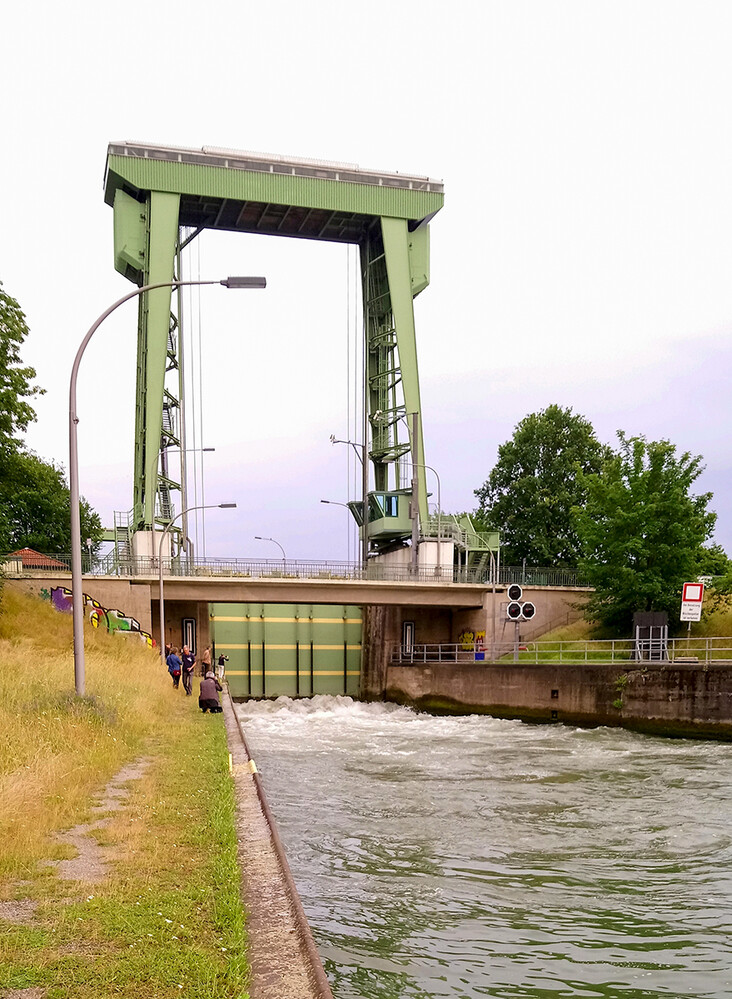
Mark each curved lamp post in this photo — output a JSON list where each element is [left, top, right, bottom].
[[410, 461, 442, 576], [159, 502, 237, 664], [329, 436, 368, 566], [70, 275, 265, 696], [254, 535, 286, 567]]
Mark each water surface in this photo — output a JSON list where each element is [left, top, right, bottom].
[[236, 696, 732, 998]]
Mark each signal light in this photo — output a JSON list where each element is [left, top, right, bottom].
[[522, 601, 536, 621], [507, 601, 522, 620], [507, 583, 523, 602]]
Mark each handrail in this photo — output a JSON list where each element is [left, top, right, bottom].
[[0, 552, 592, 588], [390, 638, 732, 666]]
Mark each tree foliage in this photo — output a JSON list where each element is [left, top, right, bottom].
[[0, 449, 103, 554], [0, 282, 43, 447], [0, 282, 103, 554], [575, 433, 716, 630], [474, 405, 608, 566], [697, 542, 730, 578]]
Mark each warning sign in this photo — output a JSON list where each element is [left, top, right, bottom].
[[680, 582, 704, 622]]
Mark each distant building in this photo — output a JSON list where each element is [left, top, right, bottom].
[[7, 549, 69, 571]]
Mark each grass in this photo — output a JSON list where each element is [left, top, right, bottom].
[[0, 586, 249, 998]]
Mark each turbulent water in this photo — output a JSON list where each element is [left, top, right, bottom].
[[235, 696, 732, 999]]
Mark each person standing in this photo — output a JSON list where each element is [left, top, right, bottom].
[[166, 647, 182, 689], [200, 645, 212, 677], [181, 645, 195, 696], [216, 652, 229, 681]]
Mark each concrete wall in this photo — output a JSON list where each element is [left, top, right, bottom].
[[9, 577, 153, 634], [385, 662, 732, 740], [156, 599, 211, 656]]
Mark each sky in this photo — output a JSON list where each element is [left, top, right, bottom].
[[2, 0, 732, 562]]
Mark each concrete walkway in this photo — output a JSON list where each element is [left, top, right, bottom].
[[222, 694, 333, 999]]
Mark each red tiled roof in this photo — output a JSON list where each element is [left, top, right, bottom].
[[7, 548, 68, 569]]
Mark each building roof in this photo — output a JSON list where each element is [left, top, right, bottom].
[[8, 548, 69, 569]]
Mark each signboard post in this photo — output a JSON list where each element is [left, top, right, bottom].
[[680, 583, 704, 637]]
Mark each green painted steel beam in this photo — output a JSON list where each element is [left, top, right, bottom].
[[133, 191, 179, 529], [381, 216, 428, 524], [105, 144, 442, 225]]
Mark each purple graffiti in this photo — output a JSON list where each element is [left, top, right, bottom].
[[50, 586, 154, 647]]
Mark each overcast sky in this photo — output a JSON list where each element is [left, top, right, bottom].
[[2, 1, 732, 562]]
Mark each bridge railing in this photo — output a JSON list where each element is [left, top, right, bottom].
[[391, 638, 732, 665], [0, 552, 591, 588]]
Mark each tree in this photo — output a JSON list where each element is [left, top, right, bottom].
[[575, 433, 716, 630], [474, 405, 608, 566], [696, 542, 729, 578], [0, 281, 103, 556], [0, 282, 43, 449], [0, 449, 103, 554]]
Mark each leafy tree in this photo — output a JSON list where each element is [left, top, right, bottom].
[[0, 282, 43, 449], [0, 449, 103, 554], [0, 282, 103, 555], [696, 542, 729, 578], [575, 433, 716, 630], [474, 405, 608, 566]]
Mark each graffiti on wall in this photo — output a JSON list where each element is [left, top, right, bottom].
[[458, 629, 485, 651], [48, 586, 154, 647]]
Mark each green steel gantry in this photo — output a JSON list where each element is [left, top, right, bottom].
[[103, 142, 444, 554]]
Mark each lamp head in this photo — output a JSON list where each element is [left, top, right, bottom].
[[221, 276, 267, 289]]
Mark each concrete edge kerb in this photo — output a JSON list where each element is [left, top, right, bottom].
[[222, 688, 335, 999]]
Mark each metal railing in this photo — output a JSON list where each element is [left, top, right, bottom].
[[0, 552, 591, 588], [391, 638, 732, 666], [498, 565, 591, 587]]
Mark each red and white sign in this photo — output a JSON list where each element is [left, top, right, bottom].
[[680, 582, 705, 622]]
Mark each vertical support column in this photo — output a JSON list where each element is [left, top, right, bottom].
[[133, 190, 181, 531], [380, 216, 428, 525]]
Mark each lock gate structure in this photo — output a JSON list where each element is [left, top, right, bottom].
[[104, 141, 448, 562]]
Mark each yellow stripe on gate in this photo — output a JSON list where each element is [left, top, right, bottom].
[[226, 670, 361, 677], [211, 616, 362, 624], [217, 643, 361, 651]]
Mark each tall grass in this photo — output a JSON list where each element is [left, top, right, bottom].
[[0, 587, 249, 997], [0, 587, 171, 875]]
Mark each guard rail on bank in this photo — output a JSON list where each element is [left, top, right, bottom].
[[0, 553, 592, 589], [391, 638, 732, 665]]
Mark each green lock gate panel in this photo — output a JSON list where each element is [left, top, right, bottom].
[[211, 602, 362, 699]]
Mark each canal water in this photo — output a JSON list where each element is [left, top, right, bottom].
[[235, 696, 732, 999]]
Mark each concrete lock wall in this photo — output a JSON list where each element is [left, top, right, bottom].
[[211, 603, 362, 699], [384, 662, 732, 740], [9, 577, 154, 638]]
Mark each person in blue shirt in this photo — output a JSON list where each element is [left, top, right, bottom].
[[181, 645, 196, 696], [166, 647, 182, 688]]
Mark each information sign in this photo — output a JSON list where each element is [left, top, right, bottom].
[[680, 582, 704, 622]]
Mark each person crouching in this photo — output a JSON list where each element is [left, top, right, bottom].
[[199, 671, 223, 713]]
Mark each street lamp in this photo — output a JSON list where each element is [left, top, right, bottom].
[[159, 502, 236, 664], [330, 435, 368, 566], [179, 446, 215, 564], [320, 499, 349, 507], [254, 536, 286, 567], [70, 275, 265, 696]]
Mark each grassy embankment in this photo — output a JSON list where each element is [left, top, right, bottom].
[[0, 587, 248, 998]]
